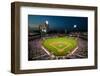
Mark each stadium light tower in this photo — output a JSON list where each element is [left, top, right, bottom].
[[46, 20, 48, 25], [74, 25, 77, 28], [73, 25, 77, 32], [73, 24, 79, 37]]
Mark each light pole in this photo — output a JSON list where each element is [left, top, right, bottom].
[[73, 24, 79, 37], [45, 20, 48, 25], [73, 25, 77, 32], [74, 25, 77, 29]]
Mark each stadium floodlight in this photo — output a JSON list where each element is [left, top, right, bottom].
[[45, 20, 48, 25], [73, 25, 77, 28]]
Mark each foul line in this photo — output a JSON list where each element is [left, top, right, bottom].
[[41, 46, 51, 56], [67, 46, 78, 56]]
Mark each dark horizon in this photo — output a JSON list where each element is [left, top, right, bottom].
[[28, 15, 88, 33]]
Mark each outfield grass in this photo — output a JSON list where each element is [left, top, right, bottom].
[[42, 36, 77, 56]]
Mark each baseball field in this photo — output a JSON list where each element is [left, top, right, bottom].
[[42, 36, 77, 56]]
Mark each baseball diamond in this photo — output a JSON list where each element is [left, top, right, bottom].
[[42, 36, 77, 56]]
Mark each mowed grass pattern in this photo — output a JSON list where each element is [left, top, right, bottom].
[[42, 36, 77, 56]]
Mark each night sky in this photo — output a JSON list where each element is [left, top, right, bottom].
[[28, 15, 88, 32]]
